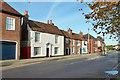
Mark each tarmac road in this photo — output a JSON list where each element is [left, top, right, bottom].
[[2, 50, 118, 78]]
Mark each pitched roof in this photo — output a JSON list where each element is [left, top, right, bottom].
[[0, 1, 23, 17], [83, 34, 97, 41], [60, 30, 86, 41], [28, 20, 64, 36]]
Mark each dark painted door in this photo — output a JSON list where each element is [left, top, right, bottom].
[[66, 49, 69, 55], [46, 48, 49, 57], [80, 48, 82, 54], [0, 41, 16, 60], [69, 48, 71, 55]]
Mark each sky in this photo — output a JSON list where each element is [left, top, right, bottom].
[[4, 0, 118, 45]]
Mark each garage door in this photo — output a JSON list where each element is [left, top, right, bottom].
[[0, 41, 16, 60]]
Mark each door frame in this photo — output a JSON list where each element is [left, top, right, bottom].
[[66, 48, 69, 55], [46, 43, 52, 57], [0, 40, 17, 60]]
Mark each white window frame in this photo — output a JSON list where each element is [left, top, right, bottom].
[[35, 32, 40, 42], [66, 38, 69, 44], [55, 35, 58, 44], [72, 40, 74, 45], [34, 47, 41, 56], [55, 47, 59, 54], [6, 17, 15, 30], [78, 47, 79, 53], [83, 47, 86, 52], [72, 47, 74, 53]]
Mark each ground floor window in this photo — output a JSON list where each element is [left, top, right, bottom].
[[78, 47, 79, 53], [83, 47, 86, 52], [72, 47, 74, 53], [34, 47, 41, 56], [55, 47, 59, 54]]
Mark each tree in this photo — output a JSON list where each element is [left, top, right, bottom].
[[77, 0, 120, 41], [97, 36, 104, 41]]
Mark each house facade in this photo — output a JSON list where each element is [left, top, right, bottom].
[[61, 28, 87, 55], [0, 1, 23, 60], [21, 11, 64, 59], [83, 34, 105, 53]]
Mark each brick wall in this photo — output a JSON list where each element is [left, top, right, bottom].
[[1, 12, 21, 60]]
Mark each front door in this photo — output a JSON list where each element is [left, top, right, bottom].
[[80, 48, 82, 54], [69, 48, 71, 55], [66, 48, 69, 55], [46, 48, 49, 57]]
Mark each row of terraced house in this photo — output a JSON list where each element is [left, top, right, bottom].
[[0, 1, 105, 60]]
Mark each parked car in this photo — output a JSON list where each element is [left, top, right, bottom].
[[116, 49, 120, 51]]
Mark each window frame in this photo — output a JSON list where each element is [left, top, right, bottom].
[[55, 47, 59, 54], [72, 40, 74, 45], [35, 32, 40, 42], [6, 17, 15, 30], [55, 35, 59, 44], [72, 47, 74, 53], [34, 47, 41, 56], [66, 38, 69, 44]]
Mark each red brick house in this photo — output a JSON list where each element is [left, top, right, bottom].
[[60, 28, 87, 55], [83, 34, 105, 53], [0, 1, 23, 60]]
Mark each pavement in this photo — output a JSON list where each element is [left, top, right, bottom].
[[2, 50, 118, 78], [1, 53, 99, 70]]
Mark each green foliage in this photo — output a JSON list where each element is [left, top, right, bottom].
[[78, 0, 120, 41]]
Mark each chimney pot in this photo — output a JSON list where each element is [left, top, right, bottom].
[[50, 20, 52, 25], [47, 20, 49, 24], [24, 10, 28, 15], [68, 28, 72, 35]]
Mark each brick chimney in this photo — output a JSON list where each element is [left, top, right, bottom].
[[24, 10, 28, 19], [50, 20, 52, 25], [79, 31, 83, 37], [23, 10, 29, 25], [68, 28, 72, 35], [47, 20, 49, 24]]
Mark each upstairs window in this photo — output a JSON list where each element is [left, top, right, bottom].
[[55, 35, 58, 43], [6, 17, 15, 30], [66, 38, 69, 44], [35, 32, 40, 42]]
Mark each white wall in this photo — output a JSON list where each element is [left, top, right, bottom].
[[28, 26, 64, 57], [82, 41, 88, 53]]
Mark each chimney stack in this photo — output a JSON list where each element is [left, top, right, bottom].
[[50, 20, 52, 25], [23, 10, 29, 25], [68, 28, 72, 35], [47, 20, 49, 24], [24, 10, 28, 19], [79, 31, 83, 37]]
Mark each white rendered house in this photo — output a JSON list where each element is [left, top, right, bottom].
[[82, 41, 88, 53], [29, 20, 64, 58], [21, 16, 64, 58]]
